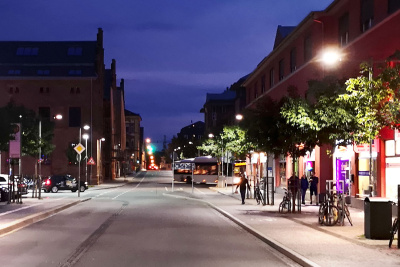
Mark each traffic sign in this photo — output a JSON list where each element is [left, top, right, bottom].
[[74, 143, 85, 154], [87, 157, 96, 165]]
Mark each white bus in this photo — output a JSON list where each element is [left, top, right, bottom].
[[173, 156, 219, 184]]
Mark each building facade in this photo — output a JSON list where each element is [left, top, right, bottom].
[[0, 28, 128, 184], [243, 0, 400, 199], [125, 109, 142, 173]]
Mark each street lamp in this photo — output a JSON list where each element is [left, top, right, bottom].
[[83, 133, 89, 185], [38, 114, 62, 200], [97, 138, 105, 185], [235, 114, 243, 121], [78, 124, 90, 197]]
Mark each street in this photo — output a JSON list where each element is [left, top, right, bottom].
[[0, 171, 299, 267]]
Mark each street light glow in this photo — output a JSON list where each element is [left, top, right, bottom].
[[83, 125, 90, 130], [54, 114, 63, 120], [322, 50, 341, 65], [235, 114, 243, 121], [82, 133, 89, 140]]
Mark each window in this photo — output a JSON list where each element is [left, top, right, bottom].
[[69, 107, 81, 127], [15, 87, 19, 94], [388, 0, 400, 13], [339, 13, 349, 47], [67, 47, 82, 56], [304, 35, 312, 62], [261, 75, 266, 93], [290, 48, 297, 73], [254, 82, 258, 99], [39, 87, 50, 94], [37, 70, 50, 76], [7, 70, 21, 75], [361, 0, 374, 32], [16, 47, 39, 55], [70, 87, 74, 94], [269, 68, 275, 88], [279, 59, 284, 81], [38, 107, 50, 120], [68, 70, 82, 76]]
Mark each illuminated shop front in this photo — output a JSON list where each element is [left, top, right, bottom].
[[355, 141, 378, 197], [385, 138, 400, 201], [333, 145, 353, 194], [304, 150, 315, 177]]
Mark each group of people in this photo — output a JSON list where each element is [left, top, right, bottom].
[[235, 171, 319, 205], [289, 171, 319, 205]]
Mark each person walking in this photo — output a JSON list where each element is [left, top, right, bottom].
[[309, 171, 319, 205], [288, 174, 299, 212], [235, 173, 250, 204], [300, 174, 308, 205]]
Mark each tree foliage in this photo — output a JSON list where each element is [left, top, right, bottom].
[[0, 102, 55, 157]]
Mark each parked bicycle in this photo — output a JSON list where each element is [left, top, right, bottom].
[[389, 201, 398, 248], [279, 188, 292, 213], [255, 185, 264, 205], [318, 191, 339, 226], [337, 193, 353, 226]]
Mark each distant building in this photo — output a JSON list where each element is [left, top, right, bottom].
[[201, 76, 247, 136], [125, 109, 142, 173], [0, 28, 128, 183], [178, 121, 205, 141]]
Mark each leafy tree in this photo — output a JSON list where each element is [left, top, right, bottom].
[[0, 102, 55, 158]]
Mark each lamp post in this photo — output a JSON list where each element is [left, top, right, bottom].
[[98, 138, 105, 185], [38, 114, 62, 200], [83, 133, 89, 185], [78, 125, 90, 197]]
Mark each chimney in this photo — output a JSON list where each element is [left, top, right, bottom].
[[97, 28, 103, 48]]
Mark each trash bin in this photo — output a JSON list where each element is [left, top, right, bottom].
[[0, 188, 9, 202], [364, 197, 392, 239]]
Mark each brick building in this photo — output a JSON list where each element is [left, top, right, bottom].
[[243, 0, 400, 199], [0, 28, 128, 184]]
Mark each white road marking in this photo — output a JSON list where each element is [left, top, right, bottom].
[[112, 176, 145, 199]]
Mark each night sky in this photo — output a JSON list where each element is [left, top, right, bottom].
[[0, 0, 332, 149]]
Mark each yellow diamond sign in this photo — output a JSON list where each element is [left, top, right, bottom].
[[74, 143, 86, 154]]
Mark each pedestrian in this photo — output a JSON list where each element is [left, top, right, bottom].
[[300, 174, 308, 205], [235, 173, 250, 204], [309, 171, 319, 205]]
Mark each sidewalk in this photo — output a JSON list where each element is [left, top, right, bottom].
[[0, 176, 131, 236], [201, 185, 400, 266]]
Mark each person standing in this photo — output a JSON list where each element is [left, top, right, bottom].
[[300, 174, 308, 205], [309, 171, 319, 205], [288, 174, 299, 212], [235, 173, 250, 204]]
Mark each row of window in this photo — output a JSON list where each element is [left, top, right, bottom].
[[250, 0, 400, 100], [15, 46, 83, 56], [7, 69, 83, 76], [8, 87, 82, 94]]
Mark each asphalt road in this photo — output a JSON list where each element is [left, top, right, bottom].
[[0, 171, 300, 267]]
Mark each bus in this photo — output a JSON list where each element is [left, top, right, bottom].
[[173, 156, 219, 184]]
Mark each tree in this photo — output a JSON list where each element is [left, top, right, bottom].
[[0, 102, 55, 158]]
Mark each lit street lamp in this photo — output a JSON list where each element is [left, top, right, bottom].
[[83, 133, 89, 185], [78, 124, 90, 197], [38, 114, 62, 200]]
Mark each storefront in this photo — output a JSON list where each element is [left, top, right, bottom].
[[354, 140, 378, 197], [304, 150, 315, 178], [333, 145, 352, 194], [385, 138, 400, 201]]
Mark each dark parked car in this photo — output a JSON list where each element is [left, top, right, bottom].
[[42, 174, 87, 193]]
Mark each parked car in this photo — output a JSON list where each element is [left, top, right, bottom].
[[0, 174, 28, 195], [42, 174, 87, 193]]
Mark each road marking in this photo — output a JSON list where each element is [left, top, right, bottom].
[[194, 187, 205, 194], [112, 176, 145, 199], [0, 196, 68, 217]]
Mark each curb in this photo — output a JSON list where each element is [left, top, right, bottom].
[[0, 198, 91, 236], [163, 193, 320, 267]]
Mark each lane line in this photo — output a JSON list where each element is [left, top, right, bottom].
[[112, 176, 145, 199]]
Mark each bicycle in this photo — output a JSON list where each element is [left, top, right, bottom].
[[279, 188, 291, 213], [255, 185, 264, 205], [337, 193, 353, 226], [389, 217, 398, 248], [318, 191, 339, 226]]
